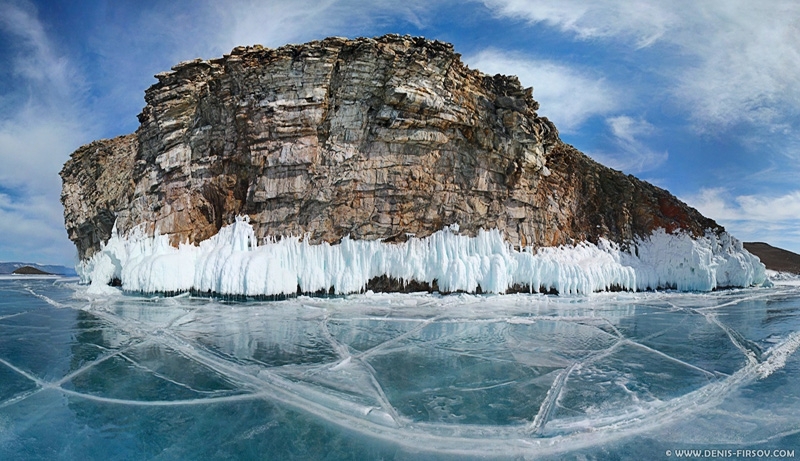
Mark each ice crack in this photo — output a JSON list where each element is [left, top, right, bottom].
[[528, 363, 575, 434]]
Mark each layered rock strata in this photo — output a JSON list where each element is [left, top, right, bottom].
[[62, 34, 719, 264]]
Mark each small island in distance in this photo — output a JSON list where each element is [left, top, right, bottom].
[[12, 266, 56, 275], [0, 262, 76, 276]]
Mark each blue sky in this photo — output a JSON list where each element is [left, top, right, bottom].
[[2, 0, 800, 267]]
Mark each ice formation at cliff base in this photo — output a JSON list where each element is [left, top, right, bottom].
[[78, 216, 768, 296]]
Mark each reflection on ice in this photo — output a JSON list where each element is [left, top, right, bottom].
[[1, 279, 799, 458]]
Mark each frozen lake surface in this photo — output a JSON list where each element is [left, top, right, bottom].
[[1, 277, 798, 459]]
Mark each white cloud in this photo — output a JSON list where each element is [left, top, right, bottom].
[[587, 115, 667, 174], [482, 0, 678, 48], [0, 192, 74, 265], [127, 0, 439, 65], [674, 2, 800, 130], [0, 109, 86, 194], [687, 188, 800, 223], [683, 188, 800, 253], [157, 0, 349, 62], [607, 115, 653, 144], [682, 188, 742, 222], [0, 1, 79, 101], [0, 0, 91, 265], [736, 192, 800, 223], [482, 0, 800, 130], [465, 49, 619, 131]]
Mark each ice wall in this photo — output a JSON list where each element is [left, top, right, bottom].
[[78, 216, 768, 296]]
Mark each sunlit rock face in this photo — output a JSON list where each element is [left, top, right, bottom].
[[61, 34, 718, 262]]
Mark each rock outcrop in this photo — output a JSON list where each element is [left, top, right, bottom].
[[61, 35, 719, 262]]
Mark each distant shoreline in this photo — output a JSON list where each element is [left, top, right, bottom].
[[0, 274, 63, 280], [0, 262, 77, 277]]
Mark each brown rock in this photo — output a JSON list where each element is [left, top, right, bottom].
[[12, 266, 52, 275], [61, 35, 720, 261]]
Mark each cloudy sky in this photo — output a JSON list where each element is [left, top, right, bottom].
[[1, 0, 799, 266]]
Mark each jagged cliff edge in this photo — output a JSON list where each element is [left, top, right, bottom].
[[60, 35, 767, 295]]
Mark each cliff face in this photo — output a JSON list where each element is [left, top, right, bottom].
[[61, 35, 718, 261]]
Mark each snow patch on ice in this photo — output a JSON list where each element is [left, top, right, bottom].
[[77, 216, 767, 296], [757, 331, 800, 379], [767, 270, 800, 286]]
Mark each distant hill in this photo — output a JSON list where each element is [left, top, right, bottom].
[[0, 262, 76, 276], [744, 242, 800, 274]]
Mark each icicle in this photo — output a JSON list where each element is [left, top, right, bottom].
[[78, 218, 768, 296]]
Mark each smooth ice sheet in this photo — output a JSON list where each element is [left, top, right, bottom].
[[1, 278, 798, 459]]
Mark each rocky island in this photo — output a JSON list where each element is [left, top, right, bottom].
[[11, 266, 53, 275], [61, 35, 766, 295]]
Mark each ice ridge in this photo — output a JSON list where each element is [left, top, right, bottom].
[[78, 216, 768, 296]]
